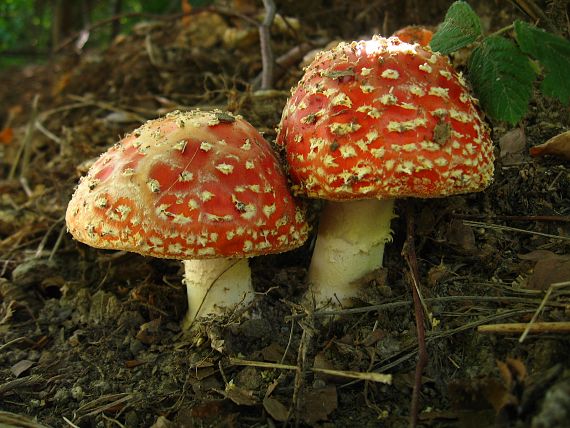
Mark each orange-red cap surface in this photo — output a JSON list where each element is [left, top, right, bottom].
[[66, 110, 308, 259], [277, 36, 494, 200]]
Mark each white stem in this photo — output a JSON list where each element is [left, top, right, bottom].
[[182, 258, 254, 329], [306, 199, 395, 307]]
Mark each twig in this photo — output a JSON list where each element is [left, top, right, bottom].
[[478, 321, 570, 335], [372, 309, 533, 375], [508, 0, 558, 33], [62, 416, 81, 428], [34, 119, 62, 144], [402, 202, 428, 428], [519, 281, 570, 342], [55, 6, 259, 53], [463, 220, 570, 241], [259, 0, 277, 90], [0, 411, 50, 428], [281, 317, 296, 364], [229, 357, 392, 384], [75, 393, 133, 419], [453, 213, 570, 223], [35, 216, 65, 258], [289, 317, 314, 427], [285, 294, 566, 320], [9, 95, 39, 180], [66, 94, 148, 123], [0, 336, 30, 352]]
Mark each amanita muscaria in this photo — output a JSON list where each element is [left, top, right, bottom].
[[66, 109, 309, 328], [276, 35, 494, 307]]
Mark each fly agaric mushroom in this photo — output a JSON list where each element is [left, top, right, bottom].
[[66, 109, 309, 328], [276, 35, 494, 307], [392, 26, 433, 47]]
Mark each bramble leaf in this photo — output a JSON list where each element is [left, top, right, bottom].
[[468, 36, 536, 124], [430, 1, 482, 54], [514, 20, 570, 105]]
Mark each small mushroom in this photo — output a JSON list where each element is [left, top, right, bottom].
[[66, 109, 309, 328], [276, 36, 494, 307]]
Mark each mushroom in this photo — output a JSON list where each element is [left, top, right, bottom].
[[66, 109, 309, 328], [276, 36, 494, 307], [392, 26, 433, 47]]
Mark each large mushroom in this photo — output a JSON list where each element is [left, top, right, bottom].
[[66, 109, 309, 328], [276, 36, 494, 307]]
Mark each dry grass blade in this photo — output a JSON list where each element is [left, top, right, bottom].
[[8, 95, 39, 180], [463, 220, 570, 241], [229, 357, 392, 384], [519, 281, 570, 342], [66, 94, 148, 123], [75, 392, 134, 419], [0, 374, 44, 397], [0, 411, 51, 428], [287, 294, 565, 320]]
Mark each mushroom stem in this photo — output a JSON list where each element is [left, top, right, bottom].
[[182, 258, 254, 329], [306, 198, 395, 307]]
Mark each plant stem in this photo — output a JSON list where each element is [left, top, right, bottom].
[[403, 202, 428, 428], [259, 0, 276, 90]]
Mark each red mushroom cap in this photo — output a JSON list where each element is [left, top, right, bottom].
[[276, 36, 494, 200], [66, 110, 308, 259], [392, 26, 433, 47]]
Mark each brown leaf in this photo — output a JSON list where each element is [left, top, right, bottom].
[[446, 219, 477, 254], [301, 385, 338, 425], [480, 377, 516, 413], [519, 250, 570, 290], [530, 130, 570, 160], [188, 400, 228, 419], [263, 397, 289, 422], [222, 382, 258, 406], [10, 359, 34, 377], [135, 318, 161, 345], [499, 128, 526, 165]]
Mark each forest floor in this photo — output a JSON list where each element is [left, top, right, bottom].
[[1, 1, 570, 427]]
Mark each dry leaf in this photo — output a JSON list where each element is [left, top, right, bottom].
[[519, 250, 570, 290], [11, 359, 34, 377], [263, 397, 289, 422], [222, 382, 258, 406], [135, 318, 161, 345], [301, 385, 338, 424], [499, 128, 526, 165], [446, 219, 477, 254], [530, 130, 570, 160]]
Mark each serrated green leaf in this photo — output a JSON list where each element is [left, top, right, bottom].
[[468, 36, 536, 124], [430, 1, 482, 54], [514, 20, 570, 105]]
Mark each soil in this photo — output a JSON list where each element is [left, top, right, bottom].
[[1, 1, 570, 427]]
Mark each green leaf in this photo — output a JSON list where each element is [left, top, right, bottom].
[[514, 20, 570, 105], [468, 36, 536, 124], [430, 1, 482, 54]]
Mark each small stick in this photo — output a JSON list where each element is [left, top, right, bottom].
[[259, 0, 276, 90], [453, 213, 570, 223], [478, 321, 570, 335], [519, 281, 570, 342], [229, 357, 392, 384], [9, 95, 39, 180], [463, 220, 570, 242], [402, 202, 428, 428]]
